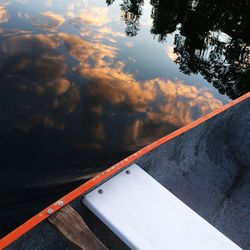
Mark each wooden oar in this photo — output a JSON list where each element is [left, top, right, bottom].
[[48, 205, 107, 250]]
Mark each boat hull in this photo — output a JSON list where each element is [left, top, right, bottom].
[[2, 92, 250, 249]]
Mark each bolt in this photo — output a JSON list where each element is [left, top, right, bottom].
[[126, 170, 130, 175], [98, 189, 103, 194], [47, 208, 53, 215], [56, 200, 64, 207]]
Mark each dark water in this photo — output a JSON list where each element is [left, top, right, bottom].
[[0, 0, 249, 237]]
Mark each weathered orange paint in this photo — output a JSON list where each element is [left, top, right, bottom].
[[0, 92, 249, 249]]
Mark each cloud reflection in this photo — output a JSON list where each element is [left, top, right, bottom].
[[0, 32, 81, 132], [1, 33, 60, 54], [68, 6, 111, 27], [58, 33, 117, 68], [0, 1, 224, 154], [0, 5, 9, 24], [60, 33, 222, 148], [32, 11, 65, 31], [0, 30, 222, 143], [86, 69, 222, 128]]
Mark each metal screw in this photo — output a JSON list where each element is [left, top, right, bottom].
[[98, 189, 103, 194], [47, 208, 53, 215], [56, 200, 64, 207], [126, 170, 130, 175]]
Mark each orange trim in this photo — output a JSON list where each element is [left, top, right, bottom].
[[1, 92, 249, 249]]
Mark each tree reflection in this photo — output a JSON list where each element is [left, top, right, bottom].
[[109, 0, 250, 99], [120, 0, 144, 36], [106, 0, 144, 36]]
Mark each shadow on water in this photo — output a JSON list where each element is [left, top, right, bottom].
[[0, 0, 249, 237]]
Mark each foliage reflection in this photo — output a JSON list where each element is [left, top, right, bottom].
[[109, 0, 250, 99]]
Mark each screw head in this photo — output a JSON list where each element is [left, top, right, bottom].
[[126, 170, 130, 175], [56, 200, 64, 206], [98, 189, 103, 194], [47, 208, 53, 215]]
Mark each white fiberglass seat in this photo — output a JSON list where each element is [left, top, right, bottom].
[[83, 164, 241, 250]]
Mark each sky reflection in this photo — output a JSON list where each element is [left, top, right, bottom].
[[0, 0, 229, 180]]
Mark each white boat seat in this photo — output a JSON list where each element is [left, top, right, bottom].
[[82, 164, 241, 250]]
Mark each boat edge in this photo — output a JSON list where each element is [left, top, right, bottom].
[[1, 92, 249, 249]]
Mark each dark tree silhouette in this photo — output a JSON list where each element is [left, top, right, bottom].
[[107, 0, 144, 36], [107, 0, 250, 99], [121, 0, 144, 36], [106, 0, 116, 5], [150, 0, 189, 41], [172, 0, 250, 99]]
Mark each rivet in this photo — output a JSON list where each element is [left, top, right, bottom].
[[47, 208, 53, 215], [98, 189, 103, 194], [56, 200, 64, 206], [126, 170, 130, 175]]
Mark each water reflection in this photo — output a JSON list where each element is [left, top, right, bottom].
[[112, 0, 250, 99], [32, 11, 65, 30], [0, 0, 247, 236], [0, 5, 8, 24], [0, 30, 222, 156]]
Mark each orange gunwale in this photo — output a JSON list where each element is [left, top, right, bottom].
[[0, 92, 249, 249]]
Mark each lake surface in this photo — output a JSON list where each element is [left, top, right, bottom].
[[0, 0, 249, 236]]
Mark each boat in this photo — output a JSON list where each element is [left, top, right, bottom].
[[1, 92, 249, 250]]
